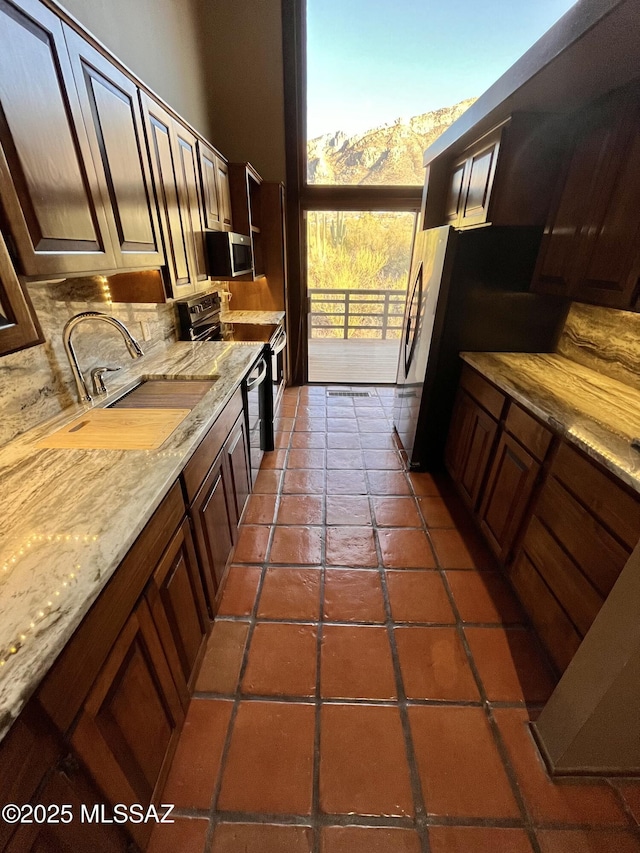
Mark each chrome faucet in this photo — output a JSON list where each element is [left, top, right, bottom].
[[62, 311, 144, 403]]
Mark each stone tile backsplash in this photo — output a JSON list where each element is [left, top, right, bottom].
[[557, 302, 640, 392]]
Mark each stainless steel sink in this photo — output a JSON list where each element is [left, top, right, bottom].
[[107, 378, 217, 409]]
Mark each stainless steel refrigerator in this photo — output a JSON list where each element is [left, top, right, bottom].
[[393, 225, 569, 470]]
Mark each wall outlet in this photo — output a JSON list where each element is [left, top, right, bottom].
[[139, 320, 151, 341]]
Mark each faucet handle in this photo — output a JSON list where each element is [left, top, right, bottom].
[[91, 365, 122, 396]]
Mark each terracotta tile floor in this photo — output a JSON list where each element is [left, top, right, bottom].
[[149, 386, 640, 853]]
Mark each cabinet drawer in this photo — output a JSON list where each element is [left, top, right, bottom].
[[550, 442, 640, 549], [521, 514, 604, 637], [535, 474, 629, 597], [459, 365, 505, 419], [504, 401, 553, 462], [182, 386, 243, 503], [509, 550, 582, 674]]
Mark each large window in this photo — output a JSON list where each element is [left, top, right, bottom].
[[282, 0, 580, 383], [305, 0, 578, 187]]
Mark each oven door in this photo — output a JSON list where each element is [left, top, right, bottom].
[[243, 352, 269, 483], [270, 326, 287, 413]]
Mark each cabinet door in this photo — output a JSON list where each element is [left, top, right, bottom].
[[173, 124, 208, 285], [0, 229, 41, 355], [70, 599, 184, 849], [458, 130, 501, 227], [533, 84, 640, 307], [225, 413, 251, 524], [448, 391, 498, 510], [198, 141, 223, 230], [146, 518, 208, 707], [444, 160, 466, 224], [0, 703, 60, 850], [444, 127, 501, 228], [479, 432, 540, 562], [5, 754, 131, 853], [190, 452, 236, 610], [570, 99, 640, 308], [0, 0, 115, 276], [63, 26, 163, 270], [140, 93, 194, 296], [215, 156, 233, 230]]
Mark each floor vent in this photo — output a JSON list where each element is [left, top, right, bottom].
[[326, 390, 371, 398]]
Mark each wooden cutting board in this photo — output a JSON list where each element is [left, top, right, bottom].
[[37, 408, 191, 450]]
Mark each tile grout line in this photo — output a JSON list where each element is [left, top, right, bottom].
[[366, 420, 432, 850], [437, 561, 543, 853], [311, 565, 326, 853], [202, 496, 278, 850]]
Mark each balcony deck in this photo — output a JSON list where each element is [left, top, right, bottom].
[[308, 338, 400, 384]]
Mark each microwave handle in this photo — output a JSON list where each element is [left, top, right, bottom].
[[246, 358, 268, 391]]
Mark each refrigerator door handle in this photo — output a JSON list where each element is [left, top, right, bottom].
[[404, 263, 423, 377]]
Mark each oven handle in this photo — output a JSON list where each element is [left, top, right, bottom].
[[246, 358, 268, 391], [272, 328, 287, 355]]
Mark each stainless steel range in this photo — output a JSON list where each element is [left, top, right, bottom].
[[175, 290, 222, 342]]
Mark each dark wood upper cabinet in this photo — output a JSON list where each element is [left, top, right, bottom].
[[215, 155, 233, 230], [0, 228, 41, 355], [63, 25, 164, 271], [446, 126, 501, 228], [173, 124, 208, 285], [0, 0, 116, 276], [532, 82, 640, 309], [198, 141, 224, 230], [428, 114, 566, 231], [140, 93, 194, 297]]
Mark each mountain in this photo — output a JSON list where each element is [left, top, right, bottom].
[[307, 97, 477, 185]]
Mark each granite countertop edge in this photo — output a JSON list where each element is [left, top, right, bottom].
[[460, 351, 640, 496], [0, 341, 263, 741], [220, 310, 285, 325]]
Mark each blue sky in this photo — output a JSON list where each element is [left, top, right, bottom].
[[306, 0, 578, 138]]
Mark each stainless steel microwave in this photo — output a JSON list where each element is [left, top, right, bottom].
[[205, 231, 253, 278]]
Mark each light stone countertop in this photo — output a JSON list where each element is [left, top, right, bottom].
[[461, 352, 640, 495], [221, 310, 285, 325], [0, 341, 262, 741]]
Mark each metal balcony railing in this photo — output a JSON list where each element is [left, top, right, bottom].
[[309, 288, 406, 340]]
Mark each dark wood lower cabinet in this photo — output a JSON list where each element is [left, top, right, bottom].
[[5, 754, 132, 853], [185, 397, 252, 612], [446, 364, 640, 676], [0, 389, 254, 852], [190, 452, 236, 608], [479, 432, 540, 563], [445, 389, 498, 510], [507, 443, 640, 674], [70, 599, 184, 850], [146, 518, 209, 707], [189, 412, 252, 611]]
